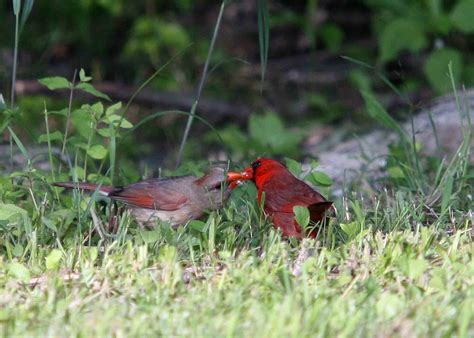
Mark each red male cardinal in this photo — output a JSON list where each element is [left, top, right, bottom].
[[229, 158, 333, 239], [54, 167, 239, 228]]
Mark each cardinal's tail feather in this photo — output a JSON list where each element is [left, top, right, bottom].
[[308, 201, 333, 213], [308, 201, 334, 221], [52, 182, 116, 196]]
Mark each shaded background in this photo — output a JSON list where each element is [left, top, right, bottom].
[[1, 0, 473, 172]]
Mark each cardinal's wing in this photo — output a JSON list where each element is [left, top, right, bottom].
[[262, 177, 328, 214], [109, 177, 190, 210]]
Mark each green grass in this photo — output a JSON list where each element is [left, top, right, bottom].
[[0, 222, 472, 336], [0, 67, 474, 337], [0, 73, 472, 336], [1, 4, 473, 336]]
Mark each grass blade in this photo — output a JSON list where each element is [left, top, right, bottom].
[[440, 175, 454, 216], [19, 0, 34, 33], [12, 0, 21, 15], [10, 0, 20, 106], [176, 1, 226, 168], [341, 55, 374, 69], [257, 0, 270, 86], [8, 126, 31, 166], [360, 90, 405, 136]]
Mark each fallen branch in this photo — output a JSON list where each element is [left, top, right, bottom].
[[14, 80, 251, 123]]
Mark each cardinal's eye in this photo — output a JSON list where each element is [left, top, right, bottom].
[[251, 161, 261, 170]]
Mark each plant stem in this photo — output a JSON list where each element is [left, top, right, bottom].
[[59, 69, 77, 173], [10, 7, 20, 107], [175, 1, 226, 168]]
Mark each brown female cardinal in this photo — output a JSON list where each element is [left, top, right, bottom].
[[229, 158, 333, 239], [54, 167, 239, 228]]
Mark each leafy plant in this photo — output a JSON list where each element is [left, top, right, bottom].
[[367, 0, 474, 93], [206, 112, 305, 159], [37, 69, 133, 182]]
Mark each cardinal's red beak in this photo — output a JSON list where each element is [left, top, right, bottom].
[[241, 167, 254, 180], [226, 168, 254, 189]]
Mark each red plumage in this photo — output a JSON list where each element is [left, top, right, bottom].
[[233, 158, 333, 239]]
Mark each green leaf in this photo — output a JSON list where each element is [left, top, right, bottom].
[[49, 108, 68, 116], [83, 247, 98, 262], [104, 114, 120, 123], [349, 70, 372, 93], [105, 102, 122, 116], [139, 229, 161, 243], [71, 109, 94, 139], [189, 220, 207, 232], [12, 0, 21, 15], [38, 77, 71, 90], [459, 299, 473, 338], [87, 145, 108, 160], [76, 83, 111, 101], [97, 128, 113, 137], [293, 206, 310, 228], [450, 0, 474, 33], [360, 90, 404, 135], [379, 18, 427, 62], [37, 130, 63, 143], [308, 171, 333, 187], [0, 203, 21, 221], [249, 112, 303, 155], [0, 309, 8, 321], [8, 127, 31, 165], [249, 112, 283, 142], [285, 158, 302, 176], [71, 166, 85, 181], [376, 293, 403, 319], [8, 262, 30, 282], [41, 216, 58, 232], [320, 23, 344, 52], [12, 244, 24, 257], [119, 118, 133, 128], [48, 209, 76, 227], [0, 203, 29, 221], [388, 166, 405, 179], [90, 102, 104, 118], [79, 68, 92, 82], [45, 249, 63, 270], [400, 257, 429, 280], [340, 222, 360, 240], [441, 175, 454, 215], [19, 0, 34, 33], [104, 114, 133, 128], [424, 48, 463, 94], [212, 125, 249, 155]]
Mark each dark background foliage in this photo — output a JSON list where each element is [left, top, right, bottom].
[[0, 0, 473, 167]]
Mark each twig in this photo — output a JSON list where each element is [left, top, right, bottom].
[[14, 80, 250, 122]]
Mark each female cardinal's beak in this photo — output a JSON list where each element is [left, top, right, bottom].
[[226, 169, 254, 189]]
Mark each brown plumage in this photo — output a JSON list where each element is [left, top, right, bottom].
[[53, 167, 232, 228]]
